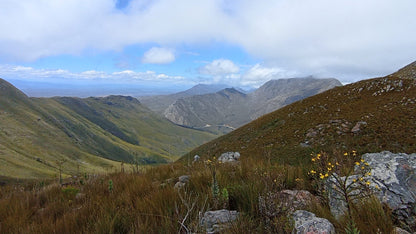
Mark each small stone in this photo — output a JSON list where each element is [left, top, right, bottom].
[[200, 209, 239, 233], [218, 152, 241, 163], [193, 155, 200, 162], [292, 210, 335, 234], [174, 182, 186, 190], [178, 175, 190, 183], [351, 121, 367, 133]]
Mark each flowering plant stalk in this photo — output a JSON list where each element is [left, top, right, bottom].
[[308, 151, 377, 221]]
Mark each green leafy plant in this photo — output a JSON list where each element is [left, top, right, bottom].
[[108, 179, 113, 192], [62, 186, 79, 200]]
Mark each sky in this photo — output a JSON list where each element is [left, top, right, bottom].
[[0, 0, 415, 96]]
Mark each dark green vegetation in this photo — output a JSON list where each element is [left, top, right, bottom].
[[0, 62, 415, 233], [0, 79, 216, 179]]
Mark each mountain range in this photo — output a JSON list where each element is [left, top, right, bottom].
[[163, 77, 342, 133], [0, 79, 216, 179], [138, 83, 230, 114], [182, 61, 416, 164]]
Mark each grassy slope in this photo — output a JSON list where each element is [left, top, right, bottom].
[[182, 74, 416, 165], [2, 63, 416, 233], [0, 79, 216, 179]]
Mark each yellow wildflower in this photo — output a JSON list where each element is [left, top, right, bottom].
[[361, 166, 365, 170], [365, 162, 369, 166], [344, 152, 348, 156], [320, 174, 325, 179], [359, 177, 364, 181], [361, 159, 365, 162], [311, 158, 316, 162], [366, 181, 371, 185], [353, 179, 357, 182], [325, 173, 329, 178], [310, 170, 316, 174], [355, 162, 360, 166]]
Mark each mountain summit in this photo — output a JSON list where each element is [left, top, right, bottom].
[[164, 78, 341, 133]]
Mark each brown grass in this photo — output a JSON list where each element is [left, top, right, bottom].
[[0, 153, 400, 233]]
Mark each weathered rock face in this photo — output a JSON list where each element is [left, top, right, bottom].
[[292, 210, 335, 234], [200, 209, 239, 233], [259, 190, 317, 218], [327, 151, 416, 229], [218, 152, 240, 163], [362, 151, 416, 228]]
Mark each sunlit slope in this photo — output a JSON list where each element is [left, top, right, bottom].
[[182, 62, 416, 165], [0, 79, 216, 179]]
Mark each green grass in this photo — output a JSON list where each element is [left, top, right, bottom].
[[0, 79, 217, 179]]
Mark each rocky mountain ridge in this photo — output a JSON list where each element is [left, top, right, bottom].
[[164, 77, 342, 133]]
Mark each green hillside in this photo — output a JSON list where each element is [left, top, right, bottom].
[[182, 62, 416, 164], [0, 79, 216, 180], [1, 62, 416, 233]]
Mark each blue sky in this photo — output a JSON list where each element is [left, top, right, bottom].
[[0, 0, 416, 95]]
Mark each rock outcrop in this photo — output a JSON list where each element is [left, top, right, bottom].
[[292, 210, 335, 234], [218, 152, 240, 163], [362, 151, 416, 229], [200, 209, 239, 233], [327, 151, 416, 230]]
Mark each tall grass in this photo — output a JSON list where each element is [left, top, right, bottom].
[[0, 154, 401, 233]]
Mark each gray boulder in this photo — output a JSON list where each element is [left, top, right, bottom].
[[292, 210, 335, 234], [218, 152, 240, 163], [362, 151, 416, 228], [200, 209, 239, 233], [327, 151, 416, 229], [259, 190, 317, 218]]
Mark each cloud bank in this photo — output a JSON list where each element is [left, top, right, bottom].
[[0, 65, 184, 83], [0, 0, 415, 83]]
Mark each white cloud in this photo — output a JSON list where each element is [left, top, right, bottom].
[[0, 0, 415, 81], [241, 64, 297, 88], [142, 47, 175, 64], [199, 59, 239, 76], [0, 65, 184, 83]]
